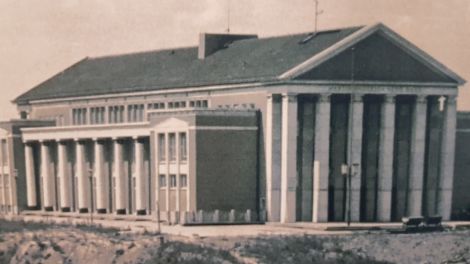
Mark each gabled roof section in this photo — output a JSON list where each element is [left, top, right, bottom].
[[14, 27, 361, 104], [280, 23, 466, 85]]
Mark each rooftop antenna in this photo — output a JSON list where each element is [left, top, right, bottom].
[[299, 0, 324, 44], [314, 0, 324, 34], [226, 0, 231, 33]]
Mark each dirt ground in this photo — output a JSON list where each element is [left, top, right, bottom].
[[0, 219, 469, 264]]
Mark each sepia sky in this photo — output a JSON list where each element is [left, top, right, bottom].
[[0, 0, 469, 120]]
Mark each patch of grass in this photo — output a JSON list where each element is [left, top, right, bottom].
[[74, 223, 121, 234]]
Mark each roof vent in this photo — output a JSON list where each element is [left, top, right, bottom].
[[198, 33, 258, 59]]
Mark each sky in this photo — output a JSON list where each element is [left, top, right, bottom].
[[0, 0, 469, 120]]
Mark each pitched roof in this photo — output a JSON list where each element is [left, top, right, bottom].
[[14, 23, 466, 104], [14, 27, 361, 104]]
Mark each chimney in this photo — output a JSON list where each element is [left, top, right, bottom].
[[198, 33, 257, 59]]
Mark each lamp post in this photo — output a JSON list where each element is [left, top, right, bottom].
[[88, 169, 94, 225], [342, 163, 359, 227], [13, 169, 18, 215]]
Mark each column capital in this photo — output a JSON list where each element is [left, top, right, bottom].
[[446, 95, 457, 105], [282, 93, 298, 102], [318, 93, 331, 103], [384, 94, 396, 104], [416, 94, 428, 104], [267, 93, 277, 100], [351, 94, 364, 103]]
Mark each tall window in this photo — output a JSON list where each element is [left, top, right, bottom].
[[128, 104, 145, 122], [159, 175, 167, 187], [72, 108, 87, 125], [180, 174, 187, 188], [170, 175, 177, 188], [169, 133, 176, 161], [179, 132, 187, 161], [1, 139, 7, 165], [158, 134, 166, 161], [90, 107, 105, 124]]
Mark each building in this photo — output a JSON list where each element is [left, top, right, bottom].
[[0, 23, 466, 223], [453, 112, 470, 219]]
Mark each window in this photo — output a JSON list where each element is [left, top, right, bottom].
[[127, 104, 144, 122], [159, 175, 167, 187], [108, 105, 125, 124], [180, 174, 187, 188], [1, 139, 7, 165], [190, 100, 208, 108], [90, 107, 105, 124], [179, 132, 187, 161], [170, 174, 177, 188], [72, 108, 87, 125], [158, 134, 166, 161], [169, 133, 176, 161]]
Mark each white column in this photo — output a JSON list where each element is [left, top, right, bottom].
[[25, 142, 37, 208], [75, 139, 89, 212], [377, 95, 396, 221], [349, 94, 364, 222], [40, 141, 53, 209], [134, 137, 146, 213], [280, 93, 298, 223], [266, 94, 282, 222], [94, 139, 107, 212], [313, 94, 330, 222], [57, 141, 71, 210], [438, 95, 457, 220], [175, 133, 180, 212], [113, 138, 126, 213], [408, 95, 428, 217]]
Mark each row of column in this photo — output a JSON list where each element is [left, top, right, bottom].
[[25, 137, 148, 214], [266, 93, 457, 223]]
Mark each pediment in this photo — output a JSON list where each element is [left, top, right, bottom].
[[282, 23, 465, 85], [154, 117, 188, 130]]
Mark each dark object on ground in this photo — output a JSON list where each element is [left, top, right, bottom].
[[402, 216, 424, 232], [390, 215, 443, 233]]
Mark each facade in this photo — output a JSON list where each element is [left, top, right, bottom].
[[0, 23, 466, 223], [453, 112, 470, 219]]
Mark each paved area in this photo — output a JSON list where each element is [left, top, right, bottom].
[[3, 213, 470, 238]]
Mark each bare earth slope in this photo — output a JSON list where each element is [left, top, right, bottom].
[[0, 219, 469, 264]]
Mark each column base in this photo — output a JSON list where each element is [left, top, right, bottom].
[[61, 207, 71, 212], [97, 208, 107, 214], [79, 208, 89, 213], [44, 206, 54, 212], [116, 209, 126, 215], [136, 209, 147, 215]]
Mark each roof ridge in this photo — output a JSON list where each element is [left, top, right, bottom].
[[88, 45, 198, 60]]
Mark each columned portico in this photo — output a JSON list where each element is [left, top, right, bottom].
[[408, 95, 428, 216], [438, 95, 457, 220], [280, 93, 298, 223], [312, 94, 330, 222], [377, 95, 396, 221]]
